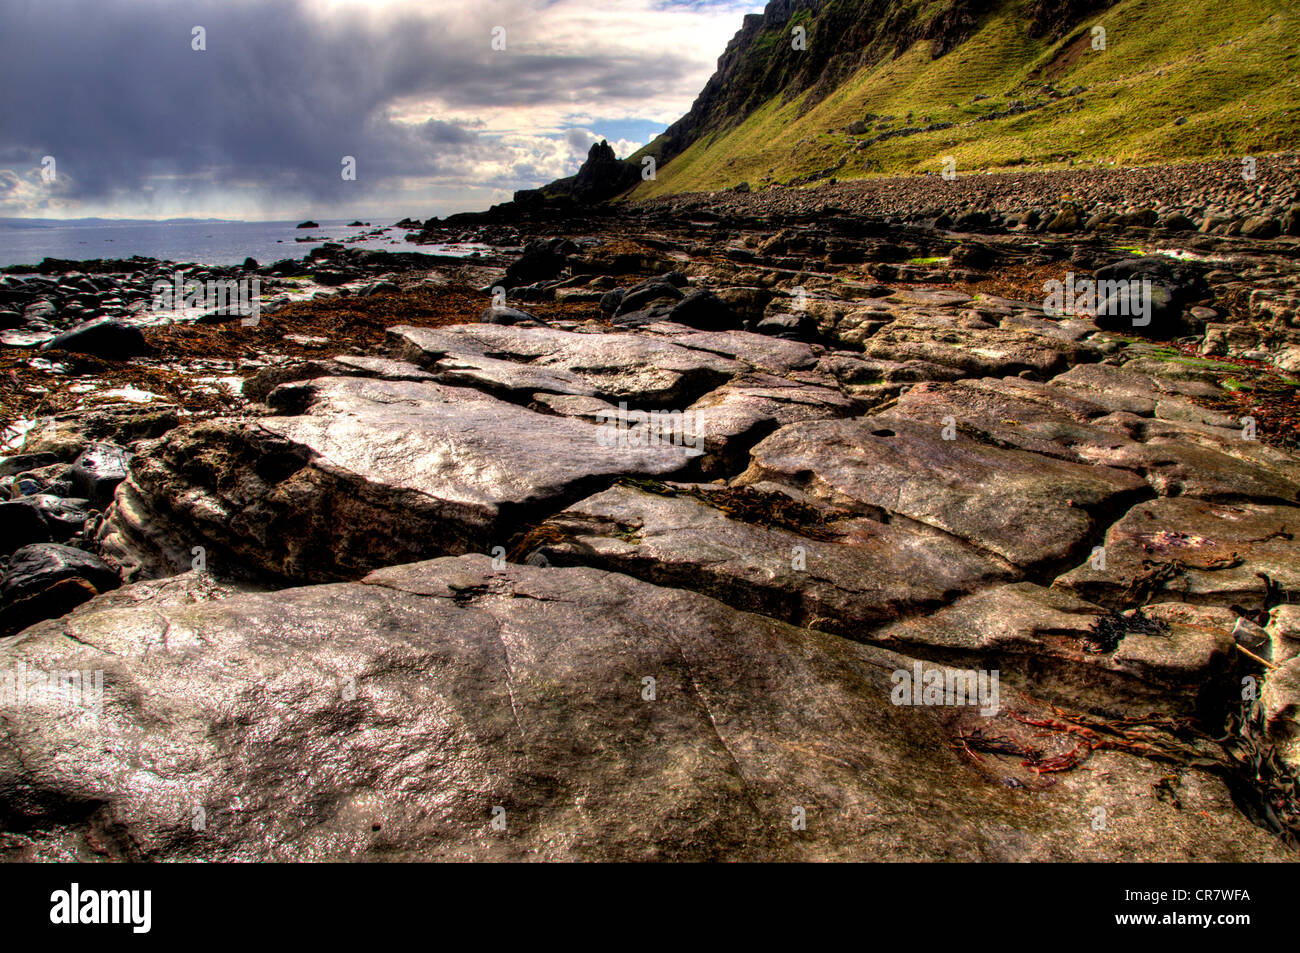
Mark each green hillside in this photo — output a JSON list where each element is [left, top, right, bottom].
[[629, 0, 1299, 198]]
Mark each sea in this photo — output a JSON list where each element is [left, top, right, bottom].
[[0, 218, 476, 270]]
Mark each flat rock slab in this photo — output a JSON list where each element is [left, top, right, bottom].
[[241, 356, 437, 402], [331, 355, 437, 381], [887, 379, 1300, 505], [886, 288, 974, 307], [741, 416, 1148, 570], [1054, 497, 1300, 610], [816, 352, 965, 386], [684, 376, 859, 475], [101, 377, 699, 583], [0, 556, 1286, 861], [430, 352, 599, 400], [388, 323, 740, 406], [1052, 361, 1214, 417], [858, 326, 1098, 378], [532, 483, 1014, 635], [642, 324, 820, 375]]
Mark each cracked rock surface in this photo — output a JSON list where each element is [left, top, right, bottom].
[[4, 205, 1300, 860], [1, 557, 1290, 861]]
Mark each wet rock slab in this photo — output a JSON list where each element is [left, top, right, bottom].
[[387, 323, 741, 406], [871, 583, 1238, 716], [856, 324, 1099, 378], [885, 378, 1300, 505], [100, 376, 700, 582], [0, 556, 1286, 861], [740, 415, 1148, 570], [531, 483, 1015, 635]]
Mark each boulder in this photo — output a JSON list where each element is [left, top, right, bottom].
[[615, 277, 684, 316], [356, 280, 399, 297], [1045, 207, 1082, 233], [41, 318, 148, 360], [16, 494, 92, 540], [949, 241, 999, 269], [69, 442, 130, 505], [503, 238, 578, 288], [755, 312, 819, 340], [1281, 207, 1300, 237], [1090, 255, 1210, 338], [0, 542, 120, 635], [0, 499, 52, 555], [477, 305, 538, 326], [667, 290, 738, 331], [1240, 216, 1281, 239]]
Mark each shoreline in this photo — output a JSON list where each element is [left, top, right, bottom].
[[2, 155, 1299, 859]]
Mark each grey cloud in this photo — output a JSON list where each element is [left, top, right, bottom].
[[0, 0, 704, 212]]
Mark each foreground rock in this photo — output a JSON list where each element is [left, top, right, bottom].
[[0, 556, 1286, 861], [5, 173, 1300, 857], [41, 318, 148, 360]]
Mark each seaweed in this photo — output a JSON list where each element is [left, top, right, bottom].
[[615, 478, 842, 540], [1084, 610, 1170, 654], [1220, 699, 1300, 847]]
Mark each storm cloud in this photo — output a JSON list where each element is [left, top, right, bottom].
[[0, 0, 760, 219]]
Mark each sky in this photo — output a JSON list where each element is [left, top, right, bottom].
[[0, 0, 764, 221]]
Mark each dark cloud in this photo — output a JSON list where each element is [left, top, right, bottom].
[[0, 0, 724, 215]]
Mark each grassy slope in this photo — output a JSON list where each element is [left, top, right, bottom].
[[630, 0, 1299, 198]]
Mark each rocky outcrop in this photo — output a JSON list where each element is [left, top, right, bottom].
[[1, 555, 1289, 862], [0, 543, 120, 636], [4, 176, 1300, 858], [532, 141, 641, 206], [739, 414, 1147, 571]]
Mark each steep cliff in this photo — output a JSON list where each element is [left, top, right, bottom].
[[505, 0, 1296, 207], [626, 0, 1297, 198]]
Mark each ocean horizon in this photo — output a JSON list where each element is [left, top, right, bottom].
[[0, 217, 442, 269]]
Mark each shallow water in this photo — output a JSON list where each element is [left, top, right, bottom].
[[0, 218, 484, 269]]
